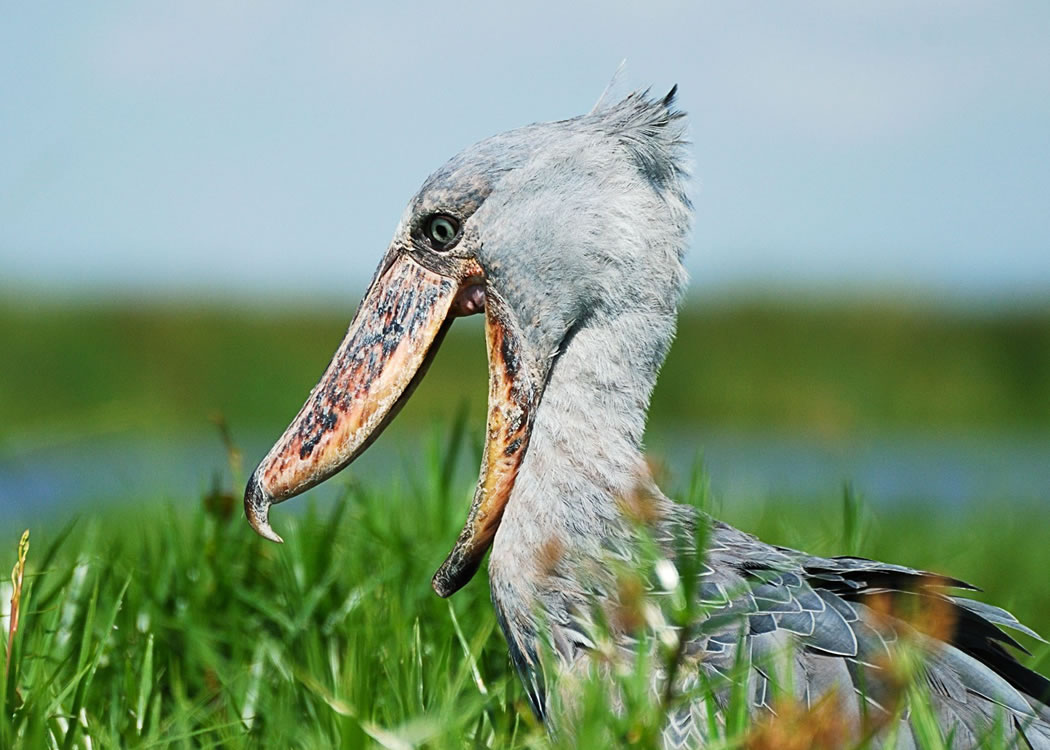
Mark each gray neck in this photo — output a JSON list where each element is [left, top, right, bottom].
[[488, 306, 678, 623]]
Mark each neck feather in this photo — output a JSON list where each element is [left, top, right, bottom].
[[488, 306, 677, 596]]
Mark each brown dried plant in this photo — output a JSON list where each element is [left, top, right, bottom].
[[4, 530, 29, 684], [746, 692, 850, 750]]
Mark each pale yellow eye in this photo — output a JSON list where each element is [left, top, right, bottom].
[[426, 215, 459, 249]]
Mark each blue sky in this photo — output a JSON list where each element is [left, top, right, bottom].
[[2, 2, 1048, 302]]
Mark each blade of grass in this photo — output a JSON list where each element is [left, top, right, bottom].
[[136, 633, 154, 734], [448, 600, 488, 697], [60, 574, 130, 750]]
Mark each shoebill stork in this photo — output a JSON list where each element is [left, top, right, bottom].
[[243, 89, 1050, 747]]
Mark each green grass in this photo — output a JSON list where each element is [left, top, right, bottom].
[[3, 429, 1049, 748], [3, 294, 1049, 746], [2, 298, 1049, 451]]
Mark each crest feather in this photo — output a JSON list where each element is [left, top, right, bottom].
[[589, 86, 689, 194]]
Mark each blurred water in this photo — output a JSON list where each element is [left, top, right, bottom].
[[1, 428, 1048, 528], [648, 429, 1050, 508]]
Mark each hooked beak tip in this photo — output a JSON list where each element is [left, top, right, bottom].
[[244, 471, 284, 544]]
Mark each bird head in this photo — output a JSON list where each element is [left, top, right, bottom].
[[244, 88, 689, 596]]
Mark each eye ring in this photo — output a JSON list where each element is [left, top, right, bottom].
[[424, 214, 460, 251]]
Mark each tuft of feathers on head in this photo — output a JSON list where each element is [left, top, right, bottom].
[[586, 86, 690, 196], [590, 59, 628, 113]]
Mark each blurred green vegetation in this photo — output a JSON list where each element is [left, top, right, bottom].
[[3, 298, 1049, 746], [1, 298, 1048, 449], [2, 443, 1047, 748]]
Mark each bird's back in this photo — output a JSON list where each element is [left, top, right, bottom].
[[673, 519, 1050, 748], [498, 512, 1050, 749]]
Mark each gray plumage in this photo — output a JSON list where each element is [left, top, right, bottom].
[[259, 87, 1050, 747], [403, 89, 1050, 748]]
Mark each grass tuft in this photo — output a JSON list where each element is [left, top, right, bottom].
[[1, 427, 1047, 748]]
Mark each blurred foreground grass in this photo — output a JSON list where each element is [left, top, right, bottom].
[[3, 298, 1049, 746], [2, 428, 1049, 748], [2, 298, 1049, 449]]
